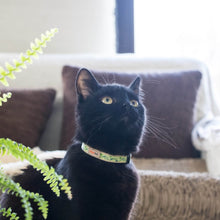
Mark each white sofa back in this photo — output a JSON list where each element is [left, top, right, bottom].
[[0, 53, 219, 150]]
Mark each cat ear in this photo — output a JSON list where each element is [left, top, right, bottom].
[[129, 77, 141, 96], [76, 68, 100, 100]]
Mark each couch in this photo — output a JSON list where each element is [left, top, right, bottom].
[[1, 53, 220, 219]]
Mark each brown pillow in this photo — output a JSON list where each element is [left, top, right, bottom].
[[0, 89, 56, 148], [60, 66, 201, 158]]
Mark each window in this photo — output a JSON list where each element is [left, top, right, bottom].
[[134, 0, 220, 106]]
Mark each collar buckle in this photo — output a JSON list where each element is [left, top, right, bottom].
[[126, 154, 131, 164]]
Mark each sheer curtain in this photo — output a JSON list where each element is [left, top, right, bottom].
[[135, 0, 220, 107]]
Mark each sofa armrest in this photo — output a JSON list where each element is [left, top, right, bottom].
[[131, 170, 220, 219]]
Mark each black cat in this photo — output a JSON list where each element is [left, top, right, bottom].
[[0, 68, 146, 220]]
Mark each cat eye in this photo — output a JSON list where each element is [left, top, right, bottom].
[[101, 96, 113, 105], [130, 100, 139, 107]]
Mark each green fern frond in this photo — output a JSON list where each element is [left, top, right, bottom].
[[0, 206, 19, 220], [26, 192, 48, 219], [0, 28, 58, 87], [0, 138, 72, 200], [0, 169, 48, 220], [0, 92, 12, 106], [0, 28, 72, 220]]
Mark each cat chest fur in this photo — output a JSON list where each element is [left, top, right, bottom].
[[56, 143, 139, 220]]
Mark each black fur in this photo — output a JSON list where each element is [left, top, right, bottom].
[[0, 69, 146, 220]]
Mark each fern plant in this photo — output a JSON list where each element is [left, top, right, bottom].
[[0, 138, 72, 200], [0, 92, 12, 106], [0, 29, 72, 220], [0, 206, 19, 220], [0, 28, 58, 87], [0, 168, 48, 220], [0, 28, 58, 108]]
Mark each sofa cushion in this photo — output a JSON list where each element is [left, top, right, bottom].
[[60, 66, 201, 158], [0, 89, 56, 148]]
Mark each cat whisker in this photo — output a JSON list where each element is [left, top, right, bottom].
[[146, 117, 177, 149], [87, 114, 111, 125], [97, 116, 112, 130], [86, 115, 112, 143], [148, 117, 176, 130], [147, 125, 174, 147], [106, 73, 116, 84], [145, 79, 160, 85], [111, 74, 116, 84], [100, 74, 112, 84]]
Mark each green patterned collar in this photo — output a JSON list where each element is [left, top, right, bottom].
[[81, 143, 130, 164]]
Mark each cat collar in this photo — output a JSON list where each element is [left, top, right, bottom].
[[81, 143, 130, 164]]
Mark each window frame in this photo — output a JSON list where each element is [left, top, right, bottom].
[[115, 0, 134, 53]]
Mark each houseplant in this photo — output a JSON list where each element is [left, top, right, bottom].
[[0, 29, 72, 220]]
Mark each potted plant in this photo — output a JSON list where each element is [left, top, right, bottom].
[[0, 29, 72, 220]]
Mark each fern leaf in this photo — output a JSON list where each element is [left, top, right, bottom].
[[4, 63, 16, 79], [0, 77, 9, 87], [19, 53, 27, 64], [12, 60, 22, 72], [0, 28, 58, 87], [0, 138, 72, 200], [0, 170, 49, 220], [27, 192, 48, 219], [0, 92, 12, 106], [5, 63, 16, 75], [34, 38, 41, 45], [0, 206, 19, 220], [30, 43, 37, 51], [34, 39, 43, 54], [0, 67, 6, 79], [0, 172, 32, 220], [40, 34, 47, 42]]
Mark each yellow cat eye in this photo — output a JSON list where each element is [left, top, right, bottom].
[[101, 96, 113, 105], [130, 100, 139, 107]]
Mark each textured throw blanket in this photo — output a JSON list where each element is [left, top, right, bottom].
[[2, 150, 220, 219]]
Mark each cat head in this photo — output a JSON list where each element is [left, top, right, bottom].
[[192, 114, 220, 151], [75, 68, 146, 155]]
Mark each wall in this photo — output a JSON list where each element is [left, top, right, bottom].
[[0, 0, 116, 54]]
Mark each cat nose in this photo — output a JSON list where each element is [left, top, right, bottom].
[[122, 102, 130, 111]]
